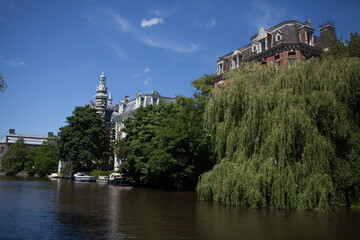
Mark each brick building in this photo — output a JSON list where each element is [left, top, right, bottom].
[[213, 20, 337, 86]]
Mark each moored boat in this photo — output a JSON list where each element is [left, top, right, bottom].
[[107, 173, 130, 185], [97, 175, 109, 183], [74, 172, 96, 182], [49, 173, 61, 178]]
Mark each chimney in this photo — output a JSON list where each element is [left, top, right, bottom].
[[319, 23, 337, 51], [48, 132, 54, 137], [9, 129, 15, 134], [125, 96, 129, 103]]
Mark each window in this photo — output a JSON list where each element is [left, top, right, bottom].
[[307, 33, 312, 45], [153, 98, 158, 105], [260, 39, 266, 52], [277, 35, 281, 41], [219, 63, 223, 74], [253, 45, 256, 51], [288, 52, 296, 58], [1, 147, 4, 153], [274, 55, 280, 60], [233, 57, 238, 68]]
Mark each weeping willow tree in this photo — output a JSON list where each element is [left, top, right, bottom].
[[196, 57, 360, 211]]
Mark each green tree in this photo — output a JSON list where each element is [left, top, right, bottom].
[[326, 32, 360, 58], [197, 57, 360, 211], [1, 138, 30, 175], [191, 73, 215, 97], [0, 74, 6, 92], [148, 96, 213, 189], [113, 138, 130, 172], [24, 148, 39, 176], [58, 106, 110, 172], [122, 103, 174, 184], [122, 97, 213, 190], [25, 136, 59, 176]]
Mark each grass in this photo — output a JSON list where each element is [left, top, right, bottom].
[[90, 169, 117, 178]]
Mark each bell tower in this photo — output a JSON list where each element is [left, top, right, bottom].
[[94, 71, 108, 121]]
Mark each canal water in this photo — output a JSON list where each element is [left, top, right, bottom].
[[0, 175, 359, 240]]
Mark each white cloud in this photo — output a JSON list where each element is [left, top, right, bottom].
[[148, 9, 172, 17], [250, 1, 284, 29], [206, 19, 216, 29], [134, 67, 150, 78], [144, 77, 151, 85], [141, 18, 164, 28], [104, 10, 131, 32], [87, 10, 198, 53], [0, 57, 28, 67], [106, 43, 131, 61]]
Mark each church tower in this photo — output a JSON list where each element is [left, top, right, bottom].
[[94, 71, 108, 121]]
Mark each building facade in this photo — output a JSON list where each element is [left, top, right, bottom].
[[90, 71, 176, 170], [213, 20, 337, 86], [90, 71, 119, 140], [111, 90, 176, 170], [0, 129, 52, 170]]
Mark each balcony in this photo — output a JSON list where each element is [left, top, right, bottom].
[[213, 73, 224, 83]]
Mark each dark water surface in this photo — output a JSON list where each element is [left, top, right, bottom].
[[0, 175, 359, 240]]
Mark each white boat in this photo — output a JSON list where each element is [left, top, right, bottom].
[[107, 173, 130, 185], [74, 172, 96, 182], [49, 173, 61, 178], [97, 175, 109, 182]]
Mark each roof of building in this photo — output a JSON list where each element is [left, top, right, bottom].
[[217, 19, 331, 62], [112, 91, 176, 122], [1, 133, 48, 146]]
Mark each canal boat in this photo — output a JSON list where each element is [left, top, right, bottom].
[[49, 173, 61, 178], [74, 172, 96, 182], [107, 173, 130, 185], [97, 175, 109, 183]]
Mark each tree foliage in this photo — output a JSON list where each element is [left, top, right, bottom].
[[0, 74, 6, 92], [122, 96, 214, 190], [1, 138, 30, 175], [191, 73, 215, 97], [58, 106, 110, 172], [0, 74, 7, 92], [196, 57, 360, 211], [24, 136, 59, 176], [326, 32, 360, 58]]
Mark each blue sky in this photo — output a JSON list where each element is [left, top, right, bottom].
[[1, 0, 359, 137]]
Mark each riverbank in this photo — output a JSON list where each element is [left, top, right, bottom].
[[0, 172, 41, 177]]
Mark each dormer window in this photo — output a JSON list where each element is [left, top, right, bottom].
[[307, 33, 312, 45], [217, 61, 224, 74], [153, 97, 158, 105], [233, 56, 238, 68], [141, 97, 145, 106], [260, 39, 266, 52]]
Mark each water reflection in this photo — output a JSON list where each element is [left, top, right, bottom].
[[0, 175, 359, 240]]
